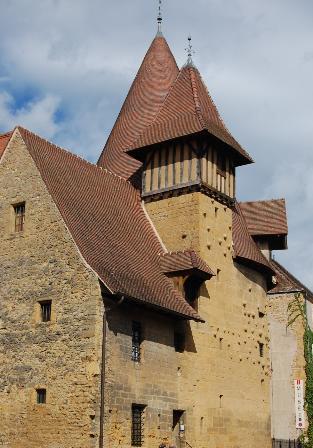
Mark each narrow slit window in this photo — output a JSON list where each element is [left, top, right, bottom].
[[131, 404, 145, 446], [14, 202, 25, 232], [259, 342, 264, 358], [132, 322, 141, 362], [36, 388, 46, 404], [40, 301, 52, 322]]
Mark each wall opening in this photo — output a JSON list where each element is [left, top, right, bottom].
[[131, 404, 146, 447]]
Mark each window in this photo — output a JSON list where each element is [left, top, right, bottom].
[[258, 342, 264, 358], [174, 332, 185, 353], [36, 388, 46, 404], [40, 301, 52, 322], [131, 404, 145, 446], [183, 275, 202, 310], [14, 202, 25, 232], [172, 410, 185, 433], [132, 322, 141, 362]]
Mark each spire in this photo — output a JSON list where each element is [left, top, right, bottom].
[[97, 33, 179, 180], [157, 0, 163, 36], [185, 35, 195, 67]]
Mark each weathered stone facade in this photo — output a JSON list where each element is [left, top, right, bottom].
[[0, 131, 103, 448], [145, 192, 271, 448]]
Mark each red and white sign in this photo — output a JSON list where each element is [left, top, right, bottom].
[[294, 379, 305, 429]]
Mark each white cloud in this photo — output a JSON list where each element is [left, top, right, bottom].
[[0, 91, 60, 140]]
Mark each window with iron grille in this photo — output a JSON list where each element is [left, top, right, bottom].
[[14, 202, 25, 232], [131, 404, 145, 446], [132, 322, 141, 362], [36, 388, 46, 404], [40, 301, 52, 322]]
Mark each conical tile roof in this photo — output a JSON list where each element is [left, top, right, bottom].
[[128, 63, 253, 166], [97, 34, 179, 179]]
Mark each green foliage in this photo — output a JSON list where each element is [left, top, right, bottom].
[[287, 293, 313, 447]]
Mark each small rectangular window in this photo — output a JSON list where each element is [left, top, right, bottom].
[[131, 404, 145, 446], [14, 202, 25, 232], [132, 322, 141, 362], [36, 388, 46, 404], [259, 342, 264, 358], [40, 301, 52, 322]]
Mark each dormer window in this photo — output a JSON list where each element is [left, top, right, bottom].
[[13, 202, 26, 232]]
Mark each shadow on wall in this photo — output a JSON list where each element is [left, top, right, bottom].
[[106, 300, 197, 353]]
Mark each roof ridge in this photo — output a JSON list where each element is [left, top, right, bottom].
[[187, 66, 206, 129], [17, 126, 131, 185], [0, 130, 14, 138]]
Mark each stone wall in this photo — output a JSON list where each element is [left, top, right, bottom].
[[0, 130, 103, 448], [103, 302, 181, 448], [146, 192, 272, 448], [268, 292, 307, 440]]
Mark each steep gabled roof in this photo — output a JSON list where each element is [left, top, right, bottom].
[[0, 131, 13, 159], [97, 34, 179, 180], [269, 259, 313, 302], [12, 127, 201, 321], [240, 199, 288, 237], [232, 202, 274, 275], [128, 64, 253, 166]]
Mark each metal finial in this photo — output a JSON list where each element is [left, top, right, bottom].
[[157, 0, 162, 34], [185, 35, 195, 66]]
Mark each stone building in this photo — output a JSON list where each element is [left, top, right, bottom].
[[0, 21, 311, 448]]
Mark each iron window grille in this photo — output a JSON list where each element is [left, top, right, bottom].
[[36, 389, 46, 404], [132, 322, 141, 362], [40, 301, 52, 322], [131, 404, 145, 446], [14, 202, 25, 232]]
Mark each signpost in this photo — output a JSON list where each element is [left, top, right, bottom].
[[295, 379, 305, 429]]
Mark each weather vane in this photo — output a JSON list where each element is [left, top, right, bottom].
[[185, 35, 195, 65], [157, 0, 162, 33]]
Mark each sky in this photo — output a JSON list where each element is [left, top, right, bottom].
[[0, 0, 312, 288]]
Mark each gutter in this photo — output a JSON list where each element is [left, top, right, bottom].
[[99, 295, 125, 448]]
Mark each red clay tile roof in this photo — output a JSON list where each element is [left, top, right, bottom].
[[240, 199, 288, 237], [269, 259, 313, 302], [127, 64, 253, 166], [0, 131, 13, 159], [232, 202, 274, 275], [15, 127, 201, 321], [97, 34, 179, 181], [159, 250, 215, 279]]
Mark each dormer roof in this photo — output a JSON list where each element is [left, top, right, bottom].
[[240, 199, 288, 250], [127, 64, 253, 166]]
